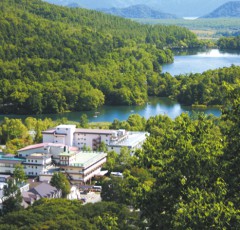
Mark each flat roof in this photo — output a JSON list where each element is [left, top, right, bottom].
[[109, 132, 149, 147], [67, 151, 107, 168], [41, 129, 55, 134], [57, 125, 76, 129], [26, 153, 52, 159], [75, 128, 115, 135], [0, 154, 25, 162]]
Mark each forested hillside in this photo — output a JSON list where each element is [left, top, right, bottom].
[[0, 0, 200, 115], [148, 65, 240, 106], [218, 35, 240, 49], [0, 86, 240, 229]]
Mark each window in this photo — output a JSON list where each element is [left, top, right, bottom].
[[35, 160, 37, 162]]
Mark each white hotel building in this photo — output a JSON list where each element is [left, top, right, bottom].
[[42, 125, 149, 154]]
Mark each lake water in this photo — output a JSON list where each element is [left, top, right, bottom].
[[1, 48, 238, 123], [162, 49, 240, 76], [0, 97, 221, 123]]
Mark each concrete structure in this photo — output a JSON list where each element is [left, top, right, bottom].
[[42, 125, 76, 146], [59, 151, 107, 184], [23, 153, 52, 176], [0, 154, 25, 174], [42, 125, 149, 154]]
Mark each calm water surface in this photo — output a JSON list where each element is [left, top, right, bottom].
[[162, 49, 240, 76], [0, 97, 221, 123], [2, 49, 237, 122]]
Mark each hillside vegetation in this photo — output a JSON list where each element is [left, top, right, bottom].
[[136, 18, 240, 38], [0, 0, 200, 114], [148, 65, 240, 106], [218, 35, 240, 49]]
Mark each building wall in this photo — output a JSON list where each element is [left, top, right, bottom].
[[43, 134, 54, 144], [52, 135, 66, 145], [0, 163, 16, 174], [25, 164, 47, 176], [56, 125, 76, 146], [62, 157, 106, 183], [73, 133, 111, 150], [18, 147, 49, 158]]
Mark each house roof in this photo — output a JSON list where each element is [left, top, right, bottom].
[[18, 143, 65, 152], [29, 182, 58, 198]]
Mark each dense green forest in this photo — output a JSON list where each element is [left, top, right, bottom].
[[101, 86, 240, 229], [136, 18, 240, 38], [0, 0, 201, 114], [0, 199, 141, 229], [0, 86, 240, 229], [218, 36, 240, 49], [148, 65, 240, 106]]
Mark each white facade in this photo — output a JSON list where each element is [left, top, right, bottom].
[[18, 143, 69, 164], [42, 125, 149, 154], [42, 125, 76, 146], [23, 153, 52, 176], [59, 151, 107, 184], [0, 154, 25, 174]]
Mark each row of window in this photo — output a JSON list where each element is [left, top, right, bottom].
[[28, 172, 38, 175], [28, 159, 38, 163]]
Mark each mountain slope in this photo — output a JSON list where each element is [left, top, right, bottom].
[[0, 0, 200, 114], [202, 1, 240, 18], [98, 4, 178, 19], [44, 0, 232, 17]]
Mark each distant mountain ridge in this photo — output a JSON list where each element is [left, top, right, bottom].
[[44, 0, 236, 17], [98, 4, 178, 19], [202, 1, 240, 18]]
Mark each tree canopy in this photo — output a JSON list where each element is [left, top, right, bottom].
[[50, 172, 71, 198], [0, 0, 201, 115]]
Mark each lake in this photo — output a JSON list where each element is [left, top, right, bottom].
[[0, 97, 221, 123], [1, 48, 239, 123], [162, 48, 240, 76]]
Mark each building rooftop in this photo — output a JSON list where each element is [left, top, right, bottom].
[[26, 153, 52, 159], [29, 182, 58, 198], [75, 128, 115, 135], [109, 131, 149, 147], [41, 128, 55, 134], [57, 124, 76, 129], [18, 143, 66, 152], [68, 151, 107, 168], [0, 153, 25, 162]]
